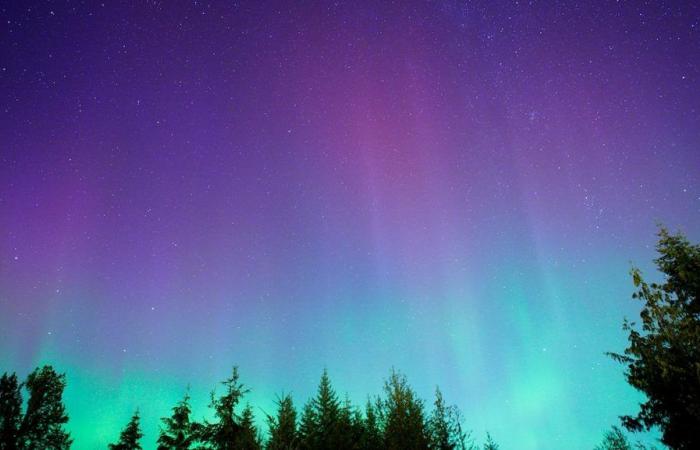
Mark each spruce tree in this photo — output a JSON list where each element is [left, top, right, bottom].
[[482, 433, 498, 450], [378, 370, 428, 450], [0, 373, 22, 450], [358, 399, 382, 450], [109, 411, 144, 450], [266, 394, 298, 450], [202, 367, 248, 450], [335, 396, 359, 450], [427, 388, 472, 450], [157, 392, 202, 450], [19, 366, 71, 450], [235, 404, 261, 450], [427, 388, 451, 450], [297, 401, 316, 450], [312, 370, 340, 450]]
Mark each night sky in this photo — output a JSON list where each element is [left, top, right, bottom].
[[1, 1, 699, 448]]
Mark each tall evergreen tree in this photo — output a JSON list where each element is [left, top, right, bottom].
[[157, 392, 202, 450], [311, 370, 341, 450], [234, 404, 261, 450], [19, 366, 71, 450], [336, 396, 359, 450], [378, 370, 428, 450], [427, 388, 451, 450], [358, 399, 382, 450], [0, 373, 22, 450], [427, 388, 472, 450], [266, 394, 298, 450], [297, 402, 316, 450], [109, 411, 144, 450], [202, 367, 248, 450], [608, 229, 700, 449]]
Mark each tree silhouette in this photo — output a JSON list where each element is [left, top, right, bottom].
[[355, 399, 381, 450], [311, 369, 341, 450], [19, 366, 71, 450], [109, 411, 144, 450], [1, 362, 671, 449], [265, 394, 298, 450], [297, 401, 316, 450], [593, 426, 632, 450], [336, 395, 360, 450], [0, 373, 22, 450], [608, 228, 700, 449], [482, 433, 498, 450], [201, 367, 249, 450], [427, 388, 472, 450], [228, 403, 260, 450], [378, 370, 429, 450], [157, 391, 202, 450]]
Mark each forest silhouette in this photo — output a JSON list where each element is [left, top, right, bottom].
[[1, 228, 698, 450]]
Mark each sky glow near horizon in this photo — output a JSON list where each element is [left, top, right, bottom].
[[1, 1, 699, 448]]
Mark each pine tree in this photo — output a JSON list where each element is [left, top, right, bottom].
[[157, 392, 202, 450], [427, 388, 472, 450], [297, 401, 316, 450], [235, 404, 262, 450], [312, 369, 341, 450], [358, 399, 382, 450], [336, 395, 359, 450], [19, 366, 71, 450], [428, 388, 451, 450], [109, 411, 144, 450], [266, 394, 298, 450], [378, 370, 429, 450], [202, 367, 248, 450], [482, 433, 498, 450], [349, 406, 366, 450], [0, 373, 22, 450]]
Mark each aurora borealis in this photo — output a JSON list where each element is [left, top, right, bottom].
[[1, 0, 699, 448]]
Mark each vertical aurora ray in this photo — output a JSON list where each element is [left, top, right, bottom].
[[1, 1, 699, 449]]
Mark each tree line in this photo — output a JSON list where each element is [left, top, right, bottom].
[[1, 365, 489, 450], [1, 228, 698, 450]]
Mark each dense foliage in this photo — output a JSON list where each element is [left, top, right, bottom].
[[0, 366, 71, 450], [608, 229, 700, 450]]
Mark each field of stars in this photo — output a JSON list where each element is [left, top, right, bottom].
[[1, 1, 699, 449]]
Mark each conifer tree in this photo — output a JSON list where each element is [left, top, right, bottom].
[[349, 407, 366, 450], [0, 373, 22, 450], [593, 426, 632, 450], [482, 433, 498, 450], [311, 370, 341, 450], [297, 402, 316, 450], [19, 366, 71, 450], [427, 388, 472, 450], [202, 367, 248, 450], [266, 394, 298, 450], [157, 392, 202, 450], [358, 399, 382, 450], [378, 370, 429, 450], [608, 229, 700, 449], [234, 404, 261, 450], [335, 395, 359, 450], [109, 411, 144, 450], [428, 388, 451, 450]]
